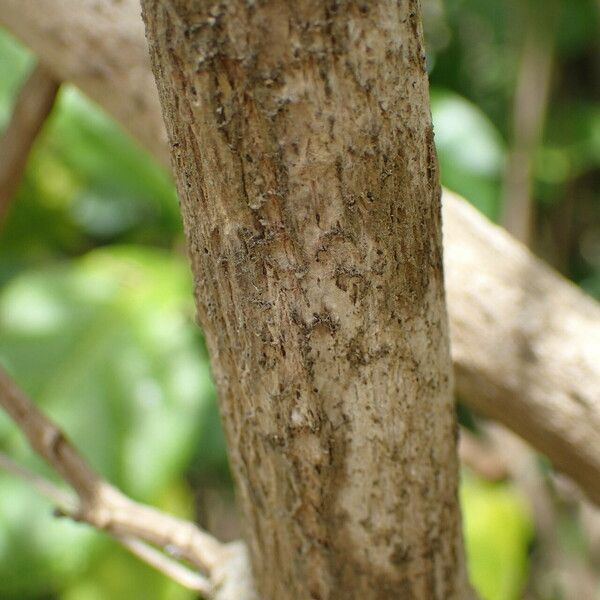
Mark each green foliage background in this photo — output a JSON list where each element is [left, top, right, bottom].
[[0, 1, 598, 598]]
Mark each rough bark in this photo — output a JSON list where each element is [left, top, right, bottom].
[[2, 0, 599, 507], [0, 0, 169, 165], [443, 191, 600, 504], [141, 2, 469, 599]]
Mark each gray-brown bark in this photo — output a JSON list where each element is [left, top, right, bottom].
[[0, 0, 169, 165], [141, 2, 469, 598], [0, 63, 59, 222], [443, 191, 600, 504], [3, 0, 599, 535]]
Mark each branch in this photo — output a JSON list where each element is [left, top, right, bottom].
[[0, 450, 75, 509], [0, 0, 169, 166], [106, 536, 213, 594], [1, 0, 600, 506], [0, 367, 257, 600], [0, 450, 211, 593], [443, 191, 600, 504], [501, 1, 558, 243], [0, 62, 59, 222]]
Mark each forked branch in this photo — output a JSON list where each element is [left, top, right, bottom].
[[0, 367, 257, 600]]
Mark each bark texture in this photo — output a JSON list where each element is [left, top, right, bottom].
[[444, 191, 600, 504], [141, 2, 469, 599], [3, 0, 599, 514]]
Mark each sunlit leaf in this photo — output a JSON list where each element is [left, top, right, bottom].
[[0, 247, 216, 597], [461, 472, 533, 600], [431, 88, 506, 220]]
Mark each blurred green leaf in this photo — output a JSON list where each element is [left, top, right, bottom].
[[0, 477, 99, 599], [47, 87, 181, 242], [461, 472, 533, 600], [555, 0, 599, 57], [0, 247, 216, 597], [431, 88, 506, 219], [61, 546, 195, 600], [0, 84, 182, 283], [538, 103, 600, 189], [429, 0, 517, 132]]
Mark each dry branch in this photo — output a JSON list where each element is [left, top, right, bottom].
[[0, 62, 59, 222], [0, 367, 256, 600], [0, 450, 212, 593], [1, 0, 599, 505], [0, 0, 168, 165], [444, 191, 600, 504], [142, 2, 471, 596]]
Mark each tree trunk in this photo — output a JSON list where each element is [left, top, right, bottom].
[[141, 3, 470, 598], [5, 0, 600, 509]]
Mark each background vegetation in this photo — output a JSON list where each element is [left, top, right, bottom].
[[0, 1, 598, 598]]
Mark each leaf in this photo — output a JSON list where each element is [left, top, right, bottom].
[[0, 27, 33, 127], [0, 247, 216, 596], [431, 87, 506, 220], [461, 472, 534, 600], [0, 84, 182, 277]]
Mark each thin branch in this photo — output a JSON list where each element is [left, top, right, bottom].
[[0, 366, 104, 496], [0, 366, 257, 599], [77, 494, 225, 573], [112, 536, 213, 594], [501, 1, 559, 243], [0, 366, 222, 569], [0, 450, 76, 510], [0, 451, 213, 593], [0, 62, 60, 223]]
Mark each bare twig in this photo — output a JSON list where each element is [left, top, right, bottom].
[[0, 451, 212, 593], [113, 536, 213, 594], [0, 366, 257, 599], [0, 366, 221, 568], [0, 450, 76, 510], [501, 1, 558, 243], [0, 62, 60, 223]]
